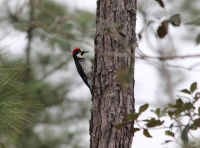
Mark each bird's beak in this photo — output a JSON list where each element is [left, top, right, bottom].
[[81, 51, 89, 55]]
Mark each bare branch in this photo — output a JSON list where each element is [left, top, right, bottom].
[[99, 50, 200, 60]]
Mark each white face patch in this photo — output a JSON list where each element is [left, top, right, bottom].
[[77, 49, 84, 58]]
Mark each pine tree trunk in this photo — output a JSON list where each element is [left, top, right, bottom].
[[90, 0, 137, 148]]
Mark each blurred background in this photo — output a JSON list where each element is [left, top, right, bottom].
[[0, 0, 200, 148]]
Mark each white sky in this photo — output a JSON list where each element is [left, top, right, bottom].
[[1, 0, 200, 147]]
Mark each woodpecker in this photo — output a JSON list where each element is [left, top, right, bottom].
[[72, 48, 93, 93]]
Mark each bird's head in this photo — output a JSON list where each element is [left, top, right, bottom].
[[72, 48, 89, 59]]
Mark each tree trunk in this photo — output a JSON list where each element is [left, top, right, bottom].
[[90, 0, 137, 148]]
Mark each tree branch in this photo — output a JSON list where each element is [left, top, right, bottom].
[[99, 51, 200, 60], [25, 0, 34, 82]]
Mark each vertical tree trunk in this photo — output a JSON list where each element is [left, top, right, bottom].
[[90, 0, 137, 148]]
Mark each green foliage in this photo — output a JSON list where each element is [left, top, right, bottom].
[[114, 122, 129, 130], [0, 58, 41, 145], [143, 129, 152, 138], [0, 56, 91, 147], [194, 118, 200, 127], [0, 0, 95, 147], [180, 89, 191, 94], [163, 140, 173, 144], [3, 0, 95, 53], [196, 34, 200, 45], [169, 14, 181, 26], [139, 104, 149, 114], [115, 82, 200, 147], [124, 113, 139, 120], [190, 82, 197, 92], [144, 118, 164, 127], [151, 107, 167, 118], [157, 14, 181, 38], [139, 0, 200, 45], [165, 131, 174, 137], [74, 11, 96, 29], [190, 123, 198, 130], [129, 128, 140, 134], [37, 0, 67, 25], [194, 92, 200, 102], [181, 124, 190, 145]]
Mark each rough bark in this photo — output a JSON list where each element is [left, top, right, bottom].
[[90, 0, 137, 148]]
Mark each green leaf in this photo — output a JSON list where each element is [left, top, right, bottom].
[[156, 108, 160, 116], [125, 113, 139, 120], [184, 102, 193, 111], [159, 109, 168, 117], [198, 107, 200, 115], [114, 122, 127, 130], [163, 140, 173, 144], [190, 82, 197, 93], [196, 34, 200, 45], [155, 0, 164, 8], [146, 118, 164, 127], [169, 99, 185, 109], [181, 124, 190, 145], [169, 123, 174, 130], [165, 131, 174, 137], [169, 14, 181, 26], [143, 129, 152, 138], [143, 119, 150, 122], [168, 111, 174, 117], [180, 89, 191, 94], [190, 123, 197, 130], [139, 104, 149, 114], [152, 108, 165, 117], [157, 20, 168, 38], [176, 98, 184, 105], [150, 109, 156, 114], [194, 92, 200, 102], [169, 98, 184, 109], [129, 128, 140, 134], [194, 118, 200, 127]]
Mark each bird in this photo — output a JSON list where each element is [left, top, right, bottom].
[[72, 48, 93, 94]]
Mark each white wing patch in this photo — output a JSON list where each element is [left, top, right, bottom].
[[79, 58, 93, 88]]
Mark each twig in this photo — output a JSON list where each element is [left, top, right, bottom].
[[73, 25, 95, 33], [99, 51, 200, 60], [25, 0, 34, 82]]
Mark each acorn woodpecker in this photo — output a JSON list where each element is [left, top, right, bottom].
[[72, 48, 93, 93]]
